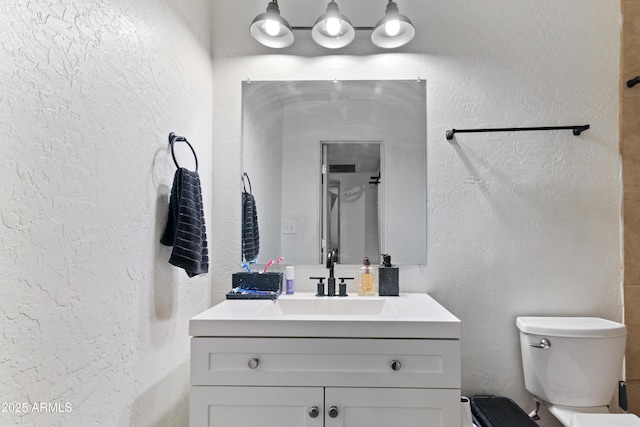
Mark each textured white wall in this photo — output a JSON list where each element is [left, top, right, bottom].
[[1, 0, 211, 426], [210, 1, 621, 425]]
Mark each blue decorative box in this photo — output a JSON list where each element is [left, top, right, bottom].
[[227, 272, 283, 300]]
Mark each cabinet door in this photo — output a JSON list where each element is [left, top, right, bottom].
[[190, 386, 324, 427], [325, 388, 460, 427]]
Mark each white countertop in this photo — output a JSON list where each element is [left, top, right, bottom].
[[189, 293, 461, 339]]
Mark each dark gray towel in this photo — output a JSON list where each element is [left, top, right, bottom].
[[160, 168, 209, 277], [242, 190, 259, 262]]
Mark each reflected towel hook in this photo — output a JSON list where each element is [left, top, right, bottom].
[[242, 172, 253, 194], [168, 132, 198, 171], [627, 76, 640, 88]]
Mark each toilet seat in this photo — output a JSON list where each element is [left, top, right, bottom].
[[547, 404, 609, 426], [571, 414, 640, 427]]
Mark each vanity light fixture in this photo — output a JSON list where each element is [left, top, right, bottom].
[[371, 0, 415, 49], [311, 1, 355, 49], [249, 0, 295, 49], [250, 0, 414, 49]]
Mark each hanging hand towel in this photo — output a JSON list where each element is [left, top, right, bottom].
[[160, 167, 209, 277], [242, 173, 259, 262]]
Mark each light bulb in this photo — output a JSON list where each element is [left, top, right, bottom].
[[385, 19, 400, 37], [264, 19, 281, 36], [325, 17, 341, 36]]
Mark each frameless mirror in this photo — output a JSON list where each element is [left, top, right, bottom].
[[242, 80, 426, 266]]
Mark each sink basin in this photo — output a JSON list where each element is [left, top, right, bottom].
[[189, 293, 461, 339], [273, 298, 392, 316]]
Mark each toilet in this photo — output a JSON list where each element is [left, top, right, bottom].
[[516, 316, 640, 427]]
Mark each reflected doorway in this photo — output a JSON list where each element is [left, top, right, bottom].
[[320, 141, 381, 264]]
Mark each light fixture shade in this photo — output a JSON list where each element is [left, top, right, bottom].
[[250, 1, 294, 48], [371, 1, 415, 49], [311, 1, 355, 49]]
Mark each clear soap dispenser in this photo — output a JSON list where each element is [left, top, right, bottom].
[[358, 257, 376, 296]]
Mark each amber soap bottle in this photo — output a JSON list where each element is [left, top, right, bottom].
[[358, 257, 376, 296]]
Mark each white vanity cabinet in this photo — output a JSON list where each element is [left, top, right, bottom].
[[190, 386, 323, 427], [189, 337, 461, 427]]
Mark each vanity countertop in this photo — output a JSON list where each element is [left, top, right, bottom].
[[189, 293, 460, 339]]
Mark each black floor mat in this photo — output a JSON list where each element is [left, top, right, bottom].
[[470, 395, 538, 427]]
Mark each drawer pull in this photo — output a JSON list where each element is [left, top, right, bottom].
[[391, 360, 402, 371], [248, 357, 260, 369], [309, 406, 319, 418], [328, 406, 339, 418]]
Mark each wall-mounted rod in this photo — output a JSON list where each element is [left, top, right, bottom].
[[627, 76, 640, 88], [290, 26, 374, 31], [445, 125, 590, 140]]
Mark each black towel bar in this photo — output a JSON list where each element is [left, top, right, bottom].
[[445, 125, 590, 140], [168, 132, 198, 171], [628, 76, 640, 88]]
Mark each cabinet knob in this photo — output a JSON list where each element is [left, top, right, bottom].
[[309, 406, 319, 418], [328, 406, 339, 418], [248, 358, 260, 369], [391, 359, 402, 371]]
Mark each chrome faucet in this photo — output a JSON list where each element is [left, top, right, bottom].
[[326, 249, 337, 296]]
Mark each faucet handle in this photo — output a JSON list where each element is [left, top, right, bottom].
[[337, 277, 354, 297], [310, 277, 326, 297]]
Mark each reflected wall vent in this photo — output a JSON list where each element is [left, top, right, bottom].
[[329, 164, 357, 173]]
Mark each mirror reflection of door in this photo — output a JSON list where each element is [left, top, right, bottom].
[[321, 141, 381, 265]]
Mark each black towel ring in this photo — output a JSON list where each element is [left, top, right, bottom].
[[168, 132, 198, 171], [242, 172, 252, 194]]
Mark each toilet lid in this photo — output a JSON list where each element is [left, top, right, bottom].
[[571, 414, 640, 427], [516, 316, 627, 338]]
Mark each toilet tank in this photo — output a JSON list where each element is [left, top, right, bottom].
[[516, 317, 626, 407]]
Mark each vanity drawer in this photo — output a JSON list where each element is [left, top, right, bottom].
[[191, 337, 460, 388]]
